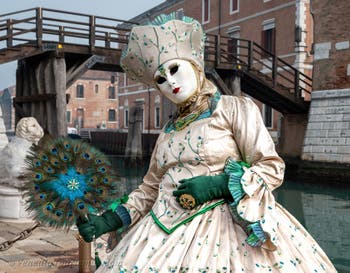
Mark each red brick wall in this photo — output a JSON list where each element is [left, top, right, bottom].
[[118, 73, 163, 132], [312, 0, 350, 90], [66, 70, 118, 130]]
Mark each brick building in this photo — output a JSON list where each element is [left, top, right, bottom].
[[117, 74, 163, 133], [66, 70, 119, 131], [0, 72, 118, 135], [118, 0, 313, 141], [302, 0, 350, 163]]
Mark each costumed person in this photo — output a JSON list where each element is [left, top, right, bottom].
[[0, 117, 44, 188], [77, 14, 337, 272]]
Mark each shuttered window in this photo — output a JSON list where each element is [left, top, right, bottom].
[[202, 0, 210, 23]]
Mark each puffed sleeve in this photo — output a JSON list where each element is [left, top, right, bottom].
[[122, 140, 164, 227], [227, 96, 285, 251]]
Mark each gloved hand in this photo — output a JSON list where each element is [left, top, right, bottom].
[[173, 173, 231, 209], [77, 210, 122, 243]]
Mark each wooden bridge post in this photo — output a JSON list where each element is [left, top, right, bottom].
[[105, 33, 111, 48], [277, 113, 308, 158], [125, 101, 144, 163], [6, 19, 13, 48], [59, 26, 65, 44], [272, 55, 277, 86], [36, 8, 43, 47], [247, 41, 253, 70], [215, 35, 221, 67], [294, 70, 300, 98], [89, 15, 96, 52]]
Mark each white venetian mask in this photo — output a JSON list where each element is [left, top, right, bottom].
[[153, 59, 198, 104]]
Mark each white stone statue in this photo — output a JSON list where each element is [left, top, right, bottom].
[[0, 117, 44, 188]]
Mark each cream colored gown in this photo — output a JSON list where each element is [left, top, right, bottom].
[[97, 95, 337, 273]]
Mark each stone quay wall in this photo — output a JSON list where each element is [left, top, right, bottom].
[[302, 89, 350, 163]]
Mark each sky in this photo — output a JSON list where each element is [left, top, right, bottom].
[[0, 0, 165, 90]]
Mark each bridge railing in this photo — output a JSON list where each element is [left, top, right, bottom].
[[0, 7, 136, 51], [0, 8, 312, 100], [205, 34, 312, 99]]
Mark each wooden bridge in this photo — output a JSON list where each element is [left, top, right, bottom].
[[0, 7, 312, 136]]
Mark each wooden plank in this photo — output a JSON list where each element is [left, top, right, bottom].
[[205, 68, 232, 95], [6, 19, 13, 47], [89, 15, 95, 52], [32, 55, 47, 128], [13, 93, 56, 103], [36, 8, 43, 47], [66, 55, 105, 88], [13, 102, 28, 118]]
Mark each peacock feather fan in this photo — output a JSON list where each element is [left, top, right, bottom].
[[23, 137, 120, 229]]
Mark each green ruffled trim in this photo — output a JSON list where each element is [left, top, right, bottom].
[[246, 222, 267, 247], [224, 158, 267, 248], [150, 13, 196, 26], [224, 158, 249, 205]]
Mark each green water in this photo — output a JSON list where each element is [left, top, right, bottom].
[[109, 156, 350, 273]]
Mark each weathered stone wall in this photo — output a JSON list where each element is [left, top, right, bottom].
[[302, 89, 350, 163]]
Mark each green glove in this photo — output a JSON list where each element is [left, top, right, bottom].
[[77, 210, 122, 243], [173, 173, 231, 209]]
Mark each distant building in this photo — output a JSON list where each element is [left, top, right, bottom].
[[118, 0, 313, 141], [0, 86, 16, 133], [66, 70, 119, 131], [117, 73, 163, 134]]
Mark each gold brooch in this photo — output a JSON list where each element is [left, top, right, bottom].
[[179, 194, 196, 210]]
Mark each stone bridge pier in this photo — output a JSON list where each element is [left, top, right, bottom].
[[278, 113, 308, 158]]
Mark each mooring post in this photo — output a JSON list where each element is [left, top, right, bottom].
[[76, 235, 91, 273]]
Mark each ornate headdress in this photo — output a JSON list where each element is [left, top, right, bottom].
[[120, 14, 206, 87]]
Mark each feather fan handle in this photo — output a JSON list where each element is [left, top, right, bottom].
[[22, 137, 120, 229]]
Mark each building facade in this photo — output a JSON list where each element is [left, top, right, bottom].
[[117, 74, 163, 134], [66, 70, 119, 131], [302, 0, 350, 163], [118, 0, 314, 141]]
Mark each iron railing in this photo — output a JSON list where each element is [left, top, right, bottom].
[[205, 34, 312, 99]]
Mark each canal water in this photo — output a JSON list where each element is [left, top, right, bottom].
[[109, 156, 350, 273]]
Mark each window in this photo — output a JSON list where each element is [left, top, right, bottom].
[[230, 0, 239, 14], [108, 86, 116, 99], [94, 84, 99, 94], [124, 108, 129, 128], [263, 104, 273, 128], [227, 27, 240, 63], [202, 0, 210, 24], [155, 106, 160, 128], [76, 84, 84, 98], [261, 19, 276, 57], [262, 28, 276, 54], [67, 111, 71, 123], [76, 108, 84, 128], [108, 109, 116, 121]]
